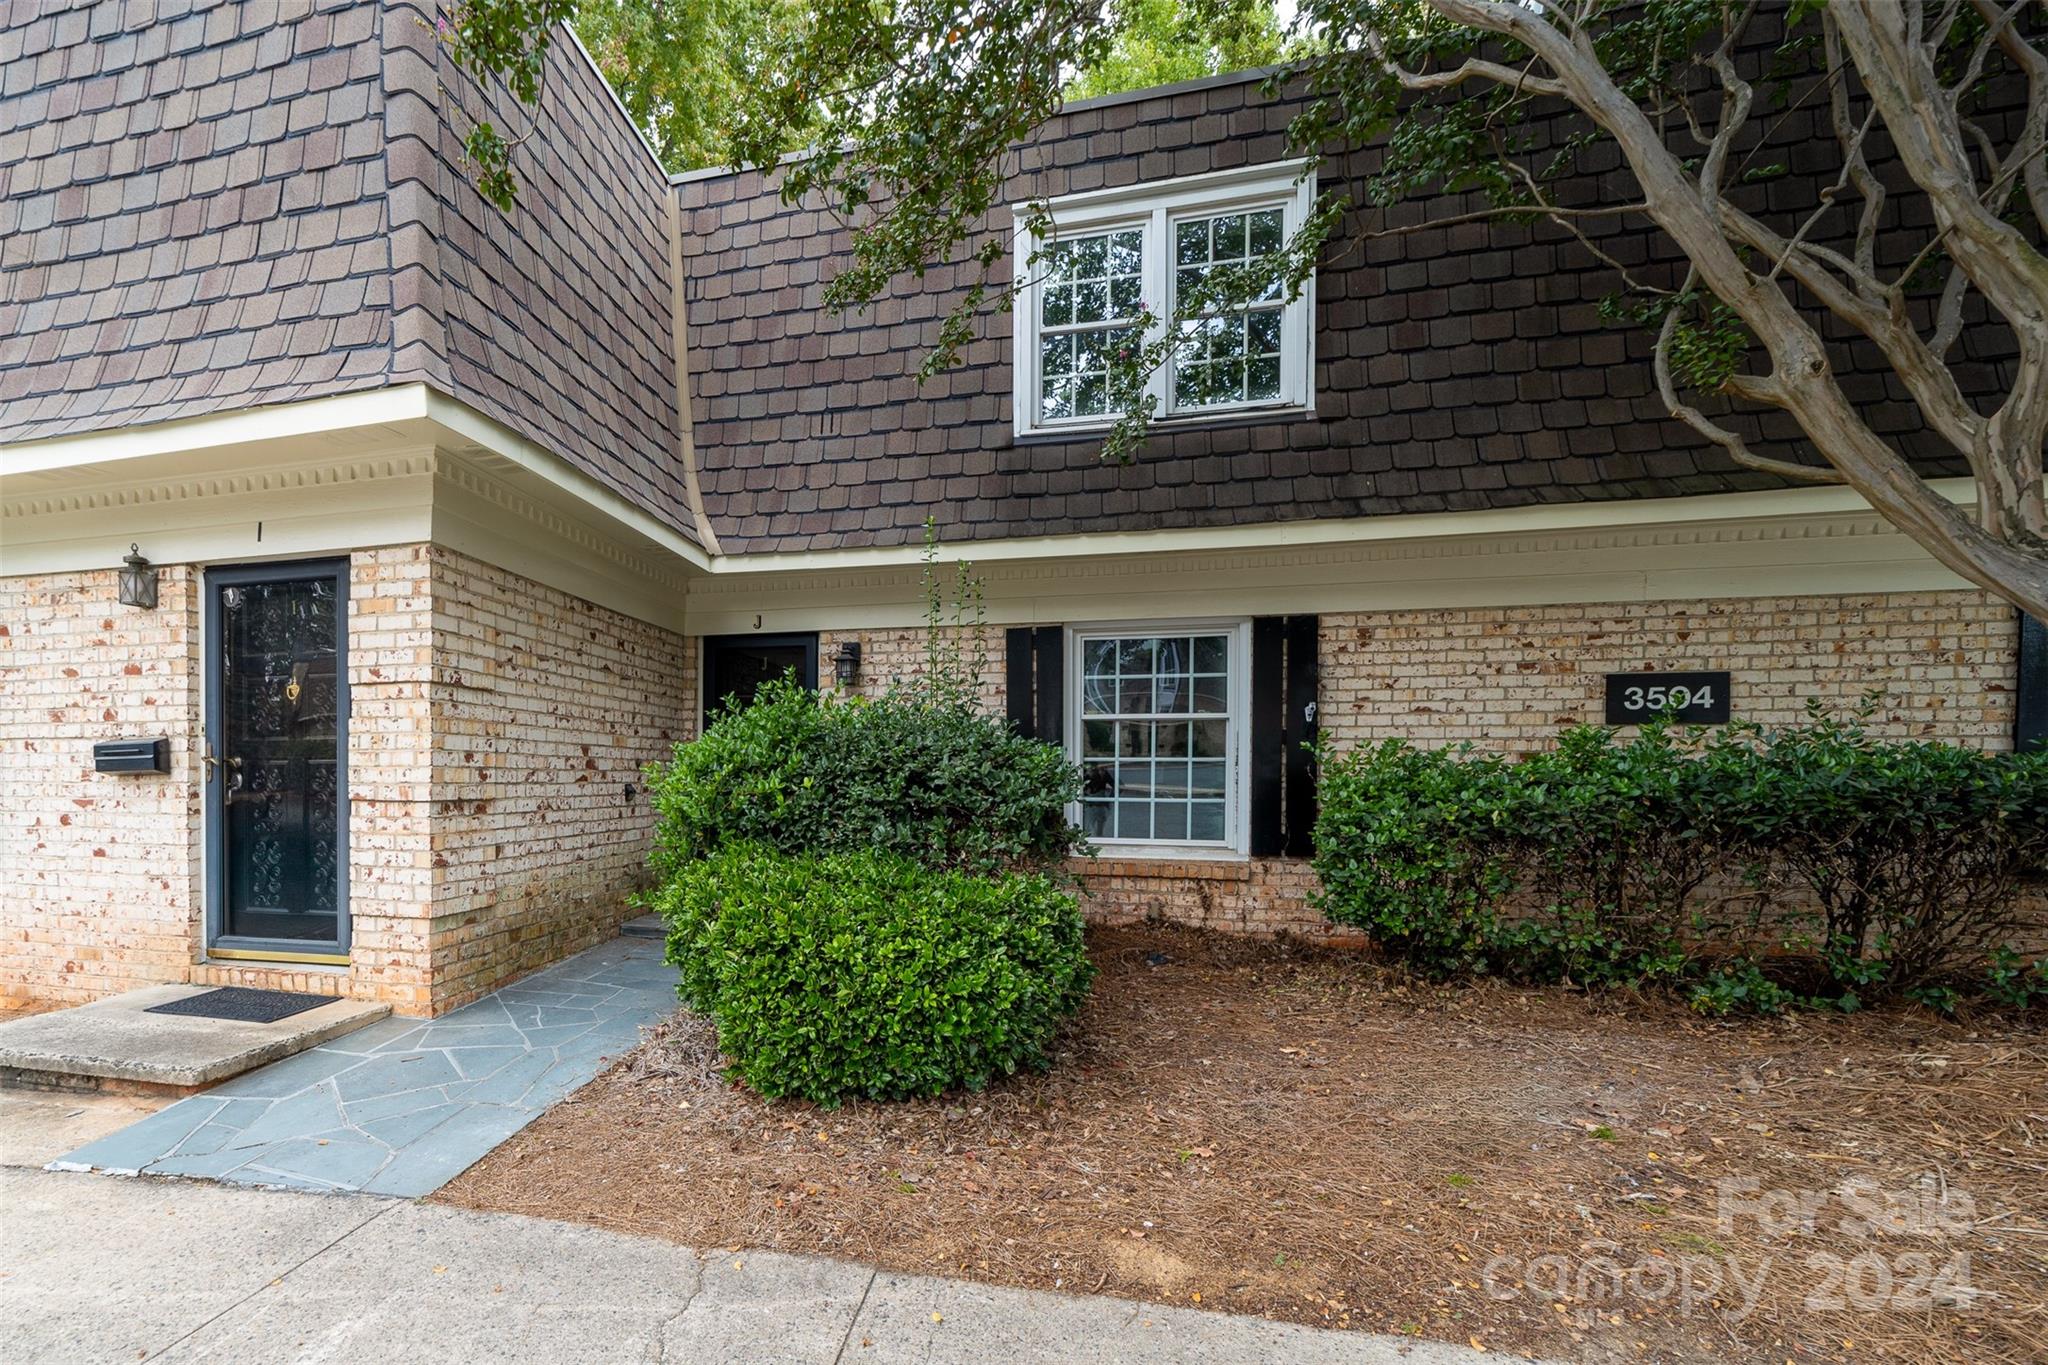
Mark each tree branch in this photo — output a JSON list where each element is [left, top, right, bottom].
[[1716, 202, 1987, 461], [1822, 13, 1887, 279], [1832, 5, 2048, 326], [1357, 201, 1652, 242], [1969, 0, 2048, 229], [1417, 0, 2048, 616], [1653, 301, 1846, 484], [1699, 1, 1761, 219]]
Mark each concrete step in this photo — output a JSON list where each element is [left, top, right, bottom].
[[0, 988, 391, 1097], [620, 914, 665, 940]]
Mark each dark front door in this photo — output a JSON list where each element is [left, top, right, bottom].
[[206, 561, 348, 957], [702, 633, 818, 727]]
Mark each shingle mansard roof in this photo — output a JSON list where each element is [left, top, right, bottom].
[[2, 0, 700, 546], [4, 3, 2019, 556]]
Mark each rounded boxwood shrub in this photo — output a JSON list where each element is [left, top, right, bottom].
[[650, 843, 1095, 1104], [645, 678, 1086, 881]]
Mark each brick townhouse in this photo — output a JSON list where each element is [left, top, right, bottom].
[[4, 0, 2043, 1015]]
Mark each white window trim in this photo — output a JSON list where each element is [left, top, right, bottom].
[[1065, 618, 1253, 860], [1012, 160, 1318, 440]]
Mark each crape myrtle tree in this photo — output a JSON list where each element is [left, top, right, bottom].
[[444, 0, 2048, 619]]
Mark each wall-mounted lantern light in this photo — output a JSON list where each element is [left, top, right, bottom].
[[833, 640, 863, 688], [117, 544, 158, 610]]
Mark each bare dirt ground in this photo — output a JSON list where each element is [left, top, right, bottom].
[[437, 926, 2048, 1363]]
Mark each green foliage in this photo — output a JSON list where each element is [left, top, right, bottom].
[[1067, 0, 1291, 103], [644, 678, 1087, 881], [1689, 961, 1805, 1017], [653, 844, 1093, 1103], [1308, 738, 1517, 976], [436, 0, 578, 209], [1313, 709, 2048, 1012], [573, 0, 805, 170], [1984, 946, 2047, 1011], [644, 525, 1078, 878], [1500, 724, 1731, 986], [1739, 702, 2048, 1001], [913, 519, 993, 711]]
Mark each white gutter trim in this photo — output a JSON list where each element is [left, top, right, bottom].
[[0, 388, 1981, 583], [421, 391, 714, 572], [1, 386, 433, 474], [2, 385, 714, 573], [709, 479, 1982, 574]]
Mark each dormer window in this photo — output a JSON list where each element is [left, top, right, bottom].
[[1012, 160, 1316, 439]]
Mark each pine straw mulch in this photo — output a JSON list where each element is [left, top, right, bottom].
[[435, 925, 2048, 1364]]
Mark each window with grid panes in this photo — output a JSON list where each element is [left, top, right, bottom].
[[1172, 207, 1287, 408], [1075, 630, 1238, 848], [1037, 229, 1143, 422], [1012, 161, 1315, 438]]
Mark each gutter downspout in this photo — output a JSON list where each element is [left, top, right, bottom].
[[665, 184, 723, 555]]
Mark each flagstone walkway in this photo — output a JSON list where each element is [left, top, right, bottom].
[[50, 937, 677, 1197]]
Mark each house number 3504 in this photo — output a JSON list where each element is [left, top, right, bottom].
[[1622, 682, 1707, 711], [1603, 671, 1732, 725]]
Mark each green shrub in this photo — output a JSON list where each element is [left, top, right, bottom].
[[1984, 946, 2046, 1010], [1311, 707, 2048, 1011], [1688, 960, 1807, 1017], [1309, 739, 1517, 977], [645, 678, 1087, 881], [1735, 707, 2048, 1004], [651, 844, 1094, 1104], [1502, 725, 1732, 986]]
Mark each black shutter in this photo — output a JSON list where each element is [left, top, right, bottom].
[[1283, 614, 1320, 857], [2020, 613, 2047, 753], [1006, 628, 1035, 734], [1004, 626, 1066, 742], [1032, 626, 1065, 746], [1250, 617, 1286, 856]]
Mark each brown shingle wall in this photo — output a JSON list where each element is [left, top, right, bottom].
[[1, 0, 396, 442], [3, 1, 701, 549], [677, 63, 2021, 553], [380, 0, 695, 542]]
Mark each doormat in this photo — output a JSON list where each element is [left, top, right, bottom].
[[144, 987, 334, 1024]]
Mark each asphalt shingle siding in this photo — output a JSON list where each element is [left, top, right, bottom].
[[2, 0, 697, 546], [380, 0, 692, 535], [678, 68, 2017, 553], [1, 0, 394, 439]]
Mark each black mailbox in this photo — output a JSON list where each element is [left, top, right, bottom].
[[93, 738, 169, 774]]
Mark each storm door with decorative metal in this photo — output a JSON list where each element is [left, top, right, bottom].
[[209, 565, 345, 948]]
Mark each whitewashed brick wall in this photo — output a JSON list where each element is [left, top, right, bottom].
[[0, 566, 203, 1004], [427, 547, 693, 1009], [818, 623, 1005, 707], [2, 546, 691, 1014], [1319, 593, 2020, 753], [4, 569, 2022, 1006]]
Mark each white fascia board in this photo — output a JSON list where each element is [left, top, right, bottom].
[[1, 386, 434, 475], [420, 391, 713, 572], [2, 386, 714, 576], [708, 478, 1981, 576]]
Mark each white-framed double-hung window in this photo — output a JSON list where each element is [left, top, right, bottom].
[[1013, 160, 1316, 439], [1068, 621, 1251, 857]]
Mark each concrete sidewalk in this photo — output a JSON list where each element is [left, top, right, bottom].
[[0, 1167, 1532, 1365]]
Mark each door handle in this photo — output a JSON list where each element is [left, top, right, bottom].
[[202, 744, 217, 783], [225, 755, 244, 801]]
